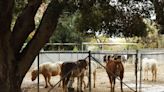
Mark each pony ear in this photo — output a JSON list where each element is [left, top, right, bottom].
[[117, 56, 121, 60], [108, 55, 111, 60], [103, 55, 107, 62]]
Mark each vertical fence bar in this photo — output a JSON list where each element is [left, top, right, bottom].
[[59, 53, 61, 61], [135, 50, 138, 92], [139, 53, 142, 92], [37, 53, 40, 92], [88, 51, 91, 92]]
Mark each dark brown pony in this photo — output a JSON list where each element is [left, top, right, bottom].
[[61, 59, 88, 92], [104, 55, 124, 92]]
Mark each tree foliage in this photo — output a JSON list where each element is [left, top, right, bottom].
[[51, 12, 82, 43], [73, 0, 149, 37], [70, 0, 163, 37], [48, 0, 163, 50], [0, 0, 164, 91]]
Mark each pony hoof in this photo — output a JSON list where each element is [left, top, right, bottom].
[[68, 87, 74, 92]]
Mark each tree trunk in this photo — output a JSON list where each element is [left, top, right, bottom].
[[0, 0, 66, 91], [0, 32, 23, 92], [0, 72, 22, 92]]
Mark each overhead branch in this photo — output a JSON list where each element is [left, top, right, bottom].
[[152, 0, 164, 33], [153, 1, 164, 24], [17, 0, 66, 77], [11, 0, 42, 56]]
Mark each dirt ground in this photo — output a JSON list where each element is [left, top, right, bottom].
[[21, 63, 164, 92]]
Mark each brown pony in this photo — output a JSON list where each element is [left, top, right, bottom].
[[61, 59, 88, 92], [104, 55, 124, 92]]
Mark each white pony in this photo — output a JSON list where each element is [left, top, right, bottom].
[[31, 62, 62, 88], [84, 60, 98, 88], [142, 58, 157, 81]]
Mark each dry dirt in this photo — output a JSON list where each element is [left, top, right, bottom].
[[21, 63, 164, 92]]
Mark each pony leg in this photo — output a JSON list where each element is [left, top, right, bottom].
[[113, 78, 116, 92], [147, 71, 149, 80], [61, 72, 67, 92], [155, 69, 157, 82], [67, 77, 74, 88], [153, 73, 155, 81], [44, 76, 48, 88], [47, 75, 53, 87], [80, 75, 84, 92], [67, 76, 74, 92], [62, 78, 67, 92], [144, 70, 147, 80], [58, 76, 61, 87], [152, 69, 157, 82], [77, 77, 80, 92], [120, 73, 124, 92], [120, 79, 123, 92], [109, 77, 113, 92], [93, 72, 96, 88], [144, 70, 146, 80], [145, 71, 148, 80], [107, 74, 112, 92], [83, 80, 87, 89], [62, 79, 65, 92], [152, 70, 154, 81]]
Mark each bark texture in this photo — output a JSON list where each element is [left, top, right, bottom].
[[0, 0, 65, 91]]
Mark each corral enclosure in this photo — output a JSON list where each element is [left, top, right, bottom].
[[21, 49, 164, 92]]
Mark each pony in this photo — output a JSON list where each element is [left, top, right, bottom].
[[61, 59, 88, 92], [142, 58, 157, 81], [104, 55, 124, 92], [83, 60, 98, 88], [31, 62, 62, 88]]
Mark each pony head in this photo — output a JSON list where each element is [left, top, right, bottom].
[[77, 59, 88, 69], [31, 70, 38, 81], [116, 55, 122, 61]]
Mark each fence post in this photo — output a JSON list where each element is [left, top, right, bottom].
[[135, 50, 139, 92], [88, 51, 91, 92], [139, 53, 142, 92], [37, 53, 40, 92]]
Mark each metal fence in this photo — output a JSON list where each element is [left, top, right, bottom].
[[28, 49, 164, 92]]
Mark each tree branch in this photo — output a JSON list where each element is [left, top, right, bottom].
[[152, 0, 164, 33], [153, 1, 163, 23], [17, 0, 65, 77], [11, 0, 42, 56]]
